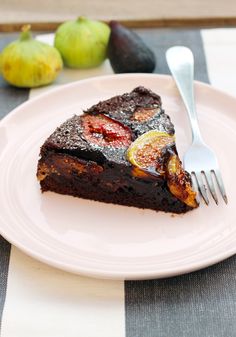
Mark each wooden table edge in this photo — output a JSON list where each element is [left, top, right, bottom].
[[1, 17, 236, 32]]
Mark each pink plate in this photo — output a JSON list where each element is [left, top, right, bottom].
[[0, 74, 235, 280]]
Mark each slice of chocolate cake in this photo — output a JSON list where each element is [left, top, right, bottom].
[[37, 86, 198, 214]]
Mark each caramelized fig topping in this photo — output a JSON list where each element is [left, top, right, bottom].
[[167, 155, 198, 208], [132, 107, 160, 123], [127, 130, 175, 175], [127, 130, 198, 207], [82, 114, 132, 148]]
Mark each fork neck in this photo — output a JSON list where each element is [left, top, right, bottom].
[[189, 110, 205, 145]]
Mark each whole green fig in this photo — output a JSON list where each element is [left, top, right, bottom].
[[54, 17, 110, 68], [0, 25, 63, 88]]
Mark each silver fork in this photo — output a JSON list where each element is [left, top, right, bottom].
[[166, 46, 227, 205]]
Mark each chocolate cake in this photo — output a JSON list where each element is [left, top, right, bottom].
[[37, 86, 198, 213]]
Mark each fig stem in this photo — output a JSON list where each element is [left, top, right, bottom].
[[20, 25, 32, 41], [77, 16, 87, 23]]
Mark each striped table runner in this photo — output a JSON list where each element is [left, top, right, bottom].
[[0, 28, 236, 337]]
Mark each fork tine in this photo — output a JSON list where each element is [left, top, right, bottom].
[[213, 169, 228, 204], [194, 171, 209, 205], [203, 171, 218, 205]]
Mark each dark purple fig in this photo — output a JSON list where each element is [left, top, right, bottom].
[[107, 21, 156, 73]]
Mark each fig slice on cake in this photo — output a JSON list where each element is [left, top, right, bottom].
[[127, 130, 198, 208]]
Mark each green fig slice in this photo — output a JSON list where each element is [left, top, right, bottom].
[[127, 130, 175, 175]]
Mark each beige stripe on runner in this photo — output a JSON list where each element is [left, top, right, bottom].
[[1, 247, 125, 337]]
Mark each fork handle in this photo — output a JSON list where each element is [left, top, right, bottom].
[[166, 46, 203, 144]]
